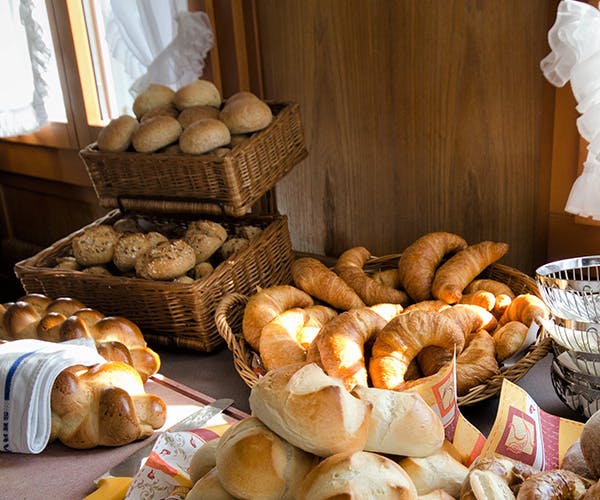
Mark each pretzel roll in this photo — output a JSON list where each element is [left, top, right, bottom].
[[132, 83, 175, 119], [135, 239, 196, 280], [369, 310, 465, 390], [249, 363, 372, 457], [299, 451, 418, 500], [242, 285, 314, 351], [179, 118, 231, 155], [72, 225, 119, 266], [174, 80, 221, 110], [397, 231, 468, 302], [315, 307, 387, 390], [96, 115, 139, 152], [131, 115, 182, 153], [334, 246, 410, 306]]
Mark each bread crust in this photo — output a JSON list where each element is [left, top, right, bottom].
[[179, 118, 231, 154], [132, 115, 182, 153], [174, 79, 222, 110], [72, 225, 119, 266], [96, 115, 139, 152], [132, 83, 175, 118], [135, 239, 196, 280], [219, 93, 273, 134]]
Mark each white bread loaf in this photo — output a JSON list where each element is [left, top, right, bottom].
[[398, 448, 468, 497], [352, 385, 444, 457], [249, 363, 372, 457], [186, 467, 235, 500], [299, 450, 418, 500], [215, 416, 316, 500]]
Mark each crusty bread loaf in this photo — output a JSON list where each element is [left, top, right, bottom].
[[398, 448, 468, 497], [215, 416, 316, 500], [174, 79, 221, 110], [96, 115, 139, 152], [219, 92, 273, 134], [132, 115, 182, 153], [352, 385, 444, 457], [299, 450, 418, 500], [50, 361, 166, 449], [249, 363, 372, 457], [179, 118, 231, 155], [132, 83, 175, 119]]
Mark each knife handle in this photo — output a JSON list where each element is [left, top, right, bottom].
[[82, 477, 132, 500]]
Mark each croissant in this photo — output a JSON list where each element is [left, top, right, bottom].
[[242, 285, 314, 351], [493, 320, 530, 362], [459, 290, 496, 312], [369, 310, 465, 390], [50, 361, 166, 449], [464, 278, 515, 317], [516, 470, 590, 499], [431, 241, 509, 304], [455, 330, 500, 396], [315, 307, 388, 390], [371, 268, 402, 289], [397, 232, 467, 302], [1, 294, 160, 382], [334, 247, 410, 306], [498, 293, 549, 326], [403, 300, 451, 313], [259, 305, 337, 370], [291, 257, 365, 310]]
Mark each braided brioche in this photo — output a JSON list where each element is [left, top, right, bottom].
[[1, 294, 160, 382], [50, 361, 166, 449]]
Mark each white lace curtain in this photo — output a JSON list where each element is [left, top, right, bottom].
[[0, 0, 50, 138]]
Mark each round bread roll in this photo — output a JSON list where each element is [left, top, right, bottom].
[[580, 408, 600, 478], [113, 232, 168, 273], [219, 94, 273, 134], [132, 83, 175, 119], [132, 115, 182, 153], [178, 105, 220, 129], [351, 385, 444, 457], [184, 220, 228, 263], [187, 467, 235, 499], [113, 217, 141, 234], [194, 262, 214, 280], [139, 104, 179, 122], [81, 266, 112, 276], [190, 438, 220, 484], [215, 416, 316, 500], [179, 119, 231, 155], [299, 451, 418, 500], [219, 237, 249, 259], [135, 239, 195, 280], [561, 439, 593, 479], [249, 363, 372, 457], [174, 79, 221, 110], [54, 256, 80, 271], [96, 115, 139, 152], [72, 225, 119, 266]]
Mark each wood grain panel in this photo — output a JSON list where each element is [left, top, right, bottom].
[[255, 0, 558, 274]]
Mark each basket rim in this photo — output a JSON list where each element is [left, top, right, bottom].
[[215, 254, 551, 406]]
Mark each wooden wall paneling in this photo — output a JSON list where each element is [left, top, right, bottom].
[[254, 0, 557, 274]]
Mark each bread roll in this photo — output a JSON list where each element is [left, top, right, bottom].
[[561, 439, 593, 479], [398, 449, 468, 497], [186, 467, 235, 499], [249, 363, 372, 457], [299, 451, 418, 500], [139, 104, 178, 122], [183, 219, 228, 263], [96, 115, 139, 152], [219, 92, 273, 134], [580, 408, 600, 478], [132, 83, 175, 119], [190, 438, 220, 484], [132, 115, 182, 153], [174, 79, 221, 110], [178, 105, 220, 129], [179, 118, 231, 155], [112, 232, 157, 273], [352, 385, 444, 457], [72, 225, 119, 266], [135, 239, 196, 280], [215, 416, 316, 500]]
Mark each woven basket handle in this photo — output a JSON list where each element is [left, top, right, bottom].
[[215, 293, 248, 350]]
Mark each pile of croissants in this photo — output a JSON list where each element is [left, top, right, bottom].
[[241, 231, 550, 397], [0, 293, 166, 449]]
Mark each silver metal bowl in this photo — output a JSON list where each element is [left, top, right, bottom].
[[551, 358, 600, 418]]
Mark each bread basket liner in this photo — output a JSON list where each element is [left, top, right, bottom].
[[79, 102, 307, 217], [215, 254, 553, 406], [14, 209, 294, 352]]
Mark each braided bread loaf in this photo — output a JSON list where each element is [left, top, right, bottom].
[[50, 361, 166, 448], [0, 294, 160, 382]]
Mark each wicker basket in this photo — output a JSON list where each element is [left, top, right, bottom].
[[79, 102, 307, 217], [15, 210, 294, 352], [214, 253, 553, 405]]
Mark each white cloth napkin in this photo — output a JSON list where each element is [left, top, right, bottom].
[[0, 339, 106, 454]]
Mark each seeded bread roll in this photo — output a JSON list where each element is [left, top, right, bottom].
[[72, 225, 120, 266], [135, 239, 196, 280], [113, 232, 168, 273], [132, 83, 175, 119], [219, 92, 273, 134], [178, 105, 220, 129], [97, 115, 139, 152], [174, 79, 221, 110], [179, 119, 231, 155], [132, 115, 182, 153], [184, 220, 228, 263]]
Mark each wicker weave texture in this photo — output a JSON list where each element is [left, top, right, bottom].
[[14, 210, 294, 352], [79, 102, 307, 217], [215, 254, 552, 406]]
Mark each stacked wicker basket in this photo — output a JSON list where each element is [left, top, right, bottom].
[[15, 101, 307, 352], [537, 256, 600, 418]]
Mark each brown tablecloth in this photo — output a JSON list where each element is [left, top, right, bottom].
[[1, 375, 247, 500]]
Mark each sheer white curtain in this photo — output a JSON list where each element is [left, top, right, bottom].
[[104, 0, 214, 96], [0, 0, 51, 137]]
